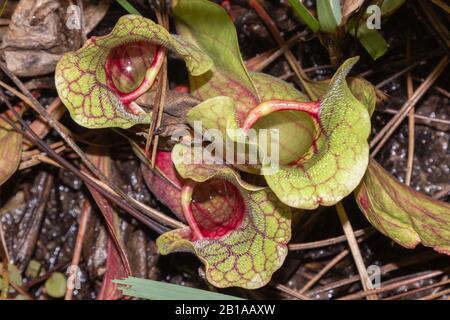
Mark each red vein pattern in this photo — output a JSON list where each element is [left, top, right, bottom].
[[55, 15, 212, 129], [356, 159, 450, 255]]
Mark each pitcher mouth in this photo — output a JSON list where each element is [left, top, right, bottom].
[[181, 179, 246, 241], [241, 99, 321, 166], [241, 99, 321, 132], [105, 40, 165, 115]]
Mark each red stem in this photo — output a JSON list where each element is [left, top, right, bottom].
[[181, 181, 204, 241], [120, 46, 166, 106], [242, 99, 321, 132]]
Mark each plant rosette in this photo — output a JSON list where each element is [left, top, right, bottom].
[[174, 0, 371, 210]]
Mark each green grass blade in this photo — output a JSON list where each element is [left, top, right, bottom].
[[116, 0, 142, 15], [114, 277, 244, 300], [350, 23, 388, 60], [287, 0, 320, 32], [317, 0, 342, 33]]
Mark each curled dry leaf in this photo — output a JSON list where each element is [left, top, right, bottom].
[[45, 272, 67, 298], [259, 58, 370, 209], [55, 14, 212, 129], [175, 0, 371, 209], [0, 263, 23, 293], [341, 0, 364, 24], [0, 108, 22, 186], [145, 147, 291, 289], [355, 159, 450, 255], [1, 0, 111, 77]]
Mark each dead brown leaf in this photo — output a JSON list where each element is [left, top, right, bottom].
[[1, 0, 111, 77], [342, 0, 364, 23]]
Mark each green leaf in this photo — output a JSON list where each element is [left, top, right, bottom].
[[343, 0, 404, 60], [188, 58, 371, 209], [347, 77, 377, 116], [45, 272, 67, 298], [156, 144, 291, 289], [173, 0, 261, 116], [251, 73, 314, 165], [348, 22, 389, 60], [173, 0, 318, 171], [55, 14, 212, 129], [355, 159, 450, 255], [142, 149, 290, 289], [115, 277, 243, 300], [317, 0, 342, 33], [0, 109, 23, 186], [116, 0, 142, 15], [287, 0, 320, 32]]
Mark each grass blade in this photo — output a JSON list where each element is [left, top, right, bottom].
[[350, 23, 389, 60], [317, 0, 342, 32], [287, 0, 320, 32], [114, 277, 244, 300], [116, 0, 142, 15]]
